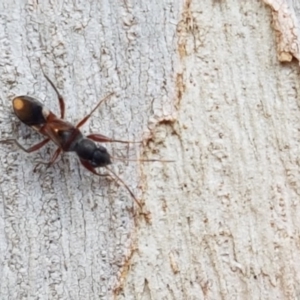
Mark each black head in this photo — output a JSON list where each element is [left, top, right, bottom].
[[75, 138, 111, 167]]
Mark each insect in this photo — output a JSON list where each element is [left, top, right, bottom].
[[3, 71, 144, 207]]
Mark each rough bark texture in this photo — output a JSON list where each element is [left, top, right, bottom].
[[0, 1, 178, 299], [124, 0, 300, 299], [1, 0, 300, 299]]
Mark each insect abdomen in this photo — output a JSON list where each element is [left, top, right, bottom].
[[13, 96, 48, 126]]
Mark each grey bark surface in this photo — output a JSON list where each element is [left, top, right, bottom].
[[0, 1, 179, 299], [1, 0, 300, 300]]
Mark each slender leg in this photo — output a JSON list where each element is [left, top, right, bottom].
[[0, 138, 50, 153], [39, 62, 65, 119], [35, 148, 62, 166], [34, 147, 62, 170], [87, 133, 141, 144], [47, 148, 62, 167], [43, 74, 65, 119], [79, 159, 111, 177], [76, 93, 114, 128]]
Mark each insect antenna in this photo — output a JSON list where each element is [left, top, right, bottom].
[[110, 156, 174, 163], [103, 166, 142, 208]]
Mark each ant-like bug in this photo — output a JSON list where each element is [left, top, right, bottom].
[[2, 70, 152, 207]]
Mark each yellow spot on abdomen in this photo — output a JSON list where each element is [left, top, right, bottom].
[[13, 98, 25, 110]]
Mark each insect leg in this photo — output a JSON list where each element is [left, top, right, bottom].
[[36, 148, 62, 166], [87, 133, 141, 144], [79, 159, 110, 177], [0, 138, 50, 153], [33, 147, 62, 171], [41, 71, 65, 119], [76, 93, 114, 128], [47, 148, 62, 167]]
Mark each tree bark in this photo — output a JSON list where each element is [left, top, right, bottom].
[[0, 0, 300, 299]]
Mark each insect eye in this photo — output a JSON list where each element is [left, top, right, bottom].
[[98, 146, 107, 153], [92, 147, 111, 167]]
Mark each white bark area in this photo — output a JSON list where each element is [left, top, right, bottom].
[[0, 0, 300, 299], [0, 1, 179, 299]]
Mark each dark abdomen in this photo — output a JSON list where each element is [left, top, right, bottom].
[[13, 96, 47, 126]]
